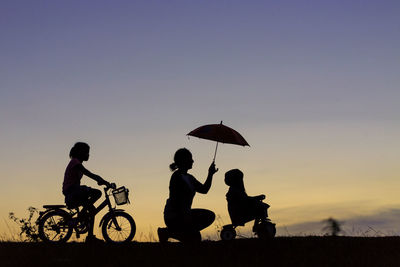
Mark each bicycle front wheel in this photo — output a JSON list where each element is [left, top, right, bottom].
[[102, 211, 136, 243], [38, 209, 73, 243]]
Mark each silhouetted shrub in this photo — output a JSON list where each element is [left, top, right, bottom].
[[322, 217, 343, 236], [9, 207, 40, 242]]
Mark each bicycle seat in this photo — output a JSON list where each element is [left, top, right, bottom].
[[66, 203, 83, 209], [43, 205, 66, 209]]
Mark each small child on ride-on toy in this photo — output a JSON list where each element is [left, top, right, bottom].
[[220, 169, 276, 240]]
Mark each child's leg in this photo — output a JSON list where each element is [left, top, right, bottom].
[[85, 186, 102, 206], [79, 186, 102, 237], [79, 186, 101, 213]]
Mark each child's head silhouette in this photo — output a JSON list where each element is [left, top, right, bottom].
[[69, 142, 90, 161], [225, 169, 244, 188]]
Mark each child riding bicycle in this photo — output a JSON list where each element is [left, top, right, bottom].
[[62, 142, 111, 243]]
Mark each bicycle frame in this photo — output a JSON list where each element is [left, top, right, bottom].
[[92, 186, 115, 217], [95, 187, 123, 230], [69, 186, 125, 231]]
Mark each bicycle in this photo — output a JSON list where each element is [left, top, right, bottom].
[[37, 183, 136, 243]]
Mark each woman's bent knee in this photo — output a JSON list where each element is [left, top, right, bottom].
[[206, 210, 215, 224]]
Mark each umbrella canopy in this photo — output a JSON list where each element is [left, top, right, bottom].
[[187, 121, 249, 161]]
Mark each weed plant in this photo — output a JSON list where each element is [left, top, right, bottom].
[[8, 207, 39, 242]]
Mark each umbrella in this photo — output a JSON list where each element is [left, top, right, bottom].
[[187, 121, 250, 161]]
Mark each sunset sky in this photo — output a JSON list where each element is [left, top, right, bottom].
[[1, 0, 399, 240]]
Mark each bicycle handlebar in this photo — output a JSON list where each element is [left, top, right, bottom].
[[109, 182, 117, 190], [101, 181, 117, 190]]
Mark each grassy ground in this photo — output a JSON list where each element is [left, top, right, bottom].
[[1, 237, 400, 267]]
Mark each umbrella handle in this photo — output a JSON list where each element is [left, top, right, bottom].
[[213, 141, 219, 162]]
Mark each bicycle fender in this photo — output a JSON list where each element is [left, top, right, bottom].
[[37, 208, 65, 222], [99, 209, 126, 227]]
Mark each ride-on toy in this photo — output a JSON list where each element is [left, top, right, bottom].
[[220, 199, 276, 241]]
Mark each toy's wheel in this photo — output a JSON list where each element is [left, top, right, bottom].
[[220, 228, 236, 241], [255, 221, 276, 240]]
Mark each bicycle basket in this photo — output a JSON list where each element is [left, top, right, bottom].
[[112, 186, 130, 205]]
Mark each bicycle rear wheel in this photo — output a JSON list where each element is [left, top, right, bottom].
[[38, 209, 73, 243], [102, 211, 136, 243]]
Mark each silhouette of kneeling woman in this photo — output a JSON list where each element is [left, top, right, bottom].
[[158, 148, 218, 243]]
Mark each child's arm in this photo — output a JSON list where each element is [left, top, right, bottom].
[[77, 164, 109, 186], [250, 194, 266, 201]]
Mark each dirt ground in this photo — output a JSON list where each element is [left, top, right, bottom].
[[1, 237, 400, 267]]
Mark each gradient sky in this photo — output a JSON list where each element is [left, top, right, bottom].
[[1, 0, 399, 240]]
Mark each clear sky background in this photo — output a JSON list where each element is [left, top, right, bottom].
[[1, 0, 399, 240]]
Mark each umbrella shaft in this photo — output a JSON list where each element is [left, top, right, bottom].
[[213, 142, 219, 162]]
